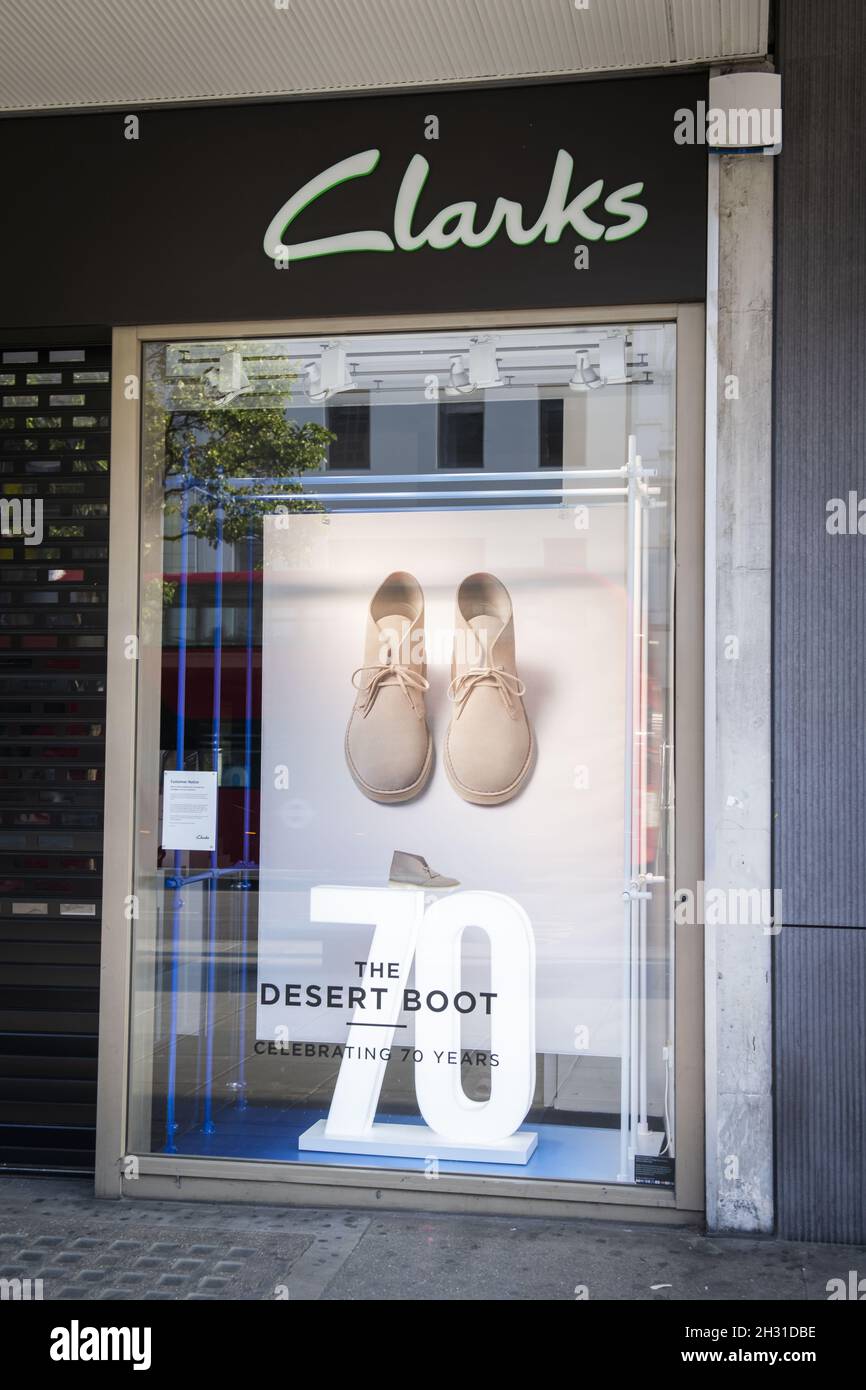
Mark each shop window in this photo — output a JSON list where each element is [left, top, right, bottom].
[[538, 398, 564, 469], [325, 399, 370, 470], [438, 400, 484, 469], [131, 324, 677, 1193]]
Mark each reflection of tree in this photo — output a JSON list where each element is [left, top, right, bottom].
[[164, 407, 332, 544], [138, 347, 333, 631]]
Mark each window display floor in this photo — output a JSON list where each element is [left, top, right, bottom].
[[167, 1104, 632, 1183]]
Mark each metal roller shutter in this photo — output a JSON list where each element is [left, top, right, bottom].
[[0, 341, 109, 1171]]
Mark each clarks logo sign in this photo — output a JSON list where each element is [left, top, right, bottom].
[[263, 149, 648, 266]]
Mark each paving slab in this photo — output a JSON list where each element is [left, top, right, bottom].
[[0, 1176, 863, 1301]]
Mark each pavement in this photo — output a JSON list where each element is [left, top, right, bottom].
[[0, 1175, 863, 1301]]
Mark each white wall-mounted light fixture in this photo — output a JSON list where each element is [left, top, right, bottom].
[[303, 343, 358, 402], [203, 349, 252, 405], [468, 337, 504, 390], [445, 339, 504, 396], [568, 350, 603, 391], [598, 335, 633, 385]]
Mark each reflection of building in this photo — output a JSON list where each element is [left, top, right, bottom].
[[321, 394, 567, 472], [144, 321, 681, 1190], [161, 553, 262, 870]]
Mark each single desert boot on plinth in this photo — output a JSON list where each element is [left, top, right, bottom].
[[388, 850, 460, 890], [445, 572, 534, 805], [345, 572, 433, 803]]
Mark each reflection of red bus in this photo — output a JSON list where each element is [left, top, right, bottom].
[[159, 571, 262, 870], [637, 674, 665, 872]]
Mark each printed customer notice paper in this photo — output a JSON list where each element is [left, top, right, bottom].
[[162, 771, 217, 852]]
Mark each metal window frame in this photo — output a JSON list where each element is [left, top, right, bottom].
[[96, 304, 704, 1220]]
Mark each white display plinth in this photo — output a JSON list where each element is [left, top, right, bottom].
[[299, 1119, 537, 1165], [635, 1130, 666, 1157]]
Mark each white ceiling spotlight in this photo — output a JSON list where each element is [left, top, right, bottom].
[[203, 349, 253, 406], [303, 343, 358, 402], [302, 360, 323, 399], [568, 350, 603, 391], [445, 338, 504, 395], [445, 354, 474, 395], [598, 334, 634, 385]]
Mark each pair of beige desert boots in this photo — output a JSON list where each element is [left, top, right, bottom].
[[346, 572, 533, 806]]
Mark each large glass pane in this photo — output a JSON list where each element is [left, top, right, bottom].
[[129, 323, 677, 1187]]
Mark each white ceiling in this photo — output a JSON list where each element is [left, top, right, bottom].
[[0, 0, 769, 114]]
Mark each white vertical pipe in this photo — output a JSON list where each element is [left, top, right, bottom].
[[638, 487, 650, 1136], [629, 463, 642, 1161], [619, 434, 638, 1182]]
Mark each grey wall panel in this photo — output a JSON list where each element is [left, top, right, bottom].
[[774, 0, 866, 1244], [774, 0, 866, 928], [775, 927, 866, 1243]]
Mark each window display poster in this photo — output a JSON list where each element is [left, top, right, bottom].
[[257, 507, 628, 1057]]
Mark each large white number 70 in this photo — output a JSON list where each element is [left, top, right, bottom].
[[309, 887, 536, 1148]]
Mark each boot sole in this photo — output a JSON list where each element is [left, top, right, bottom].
[[443, 727, 535, 806], [345, 730, 434, 805], [387, 880, 460, 891]]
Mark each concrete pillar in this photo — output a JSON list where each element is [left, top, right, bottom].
[[704, 152, 775, 1232]]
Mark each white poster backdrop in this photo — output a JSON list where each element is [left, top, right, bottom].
[[257, 506, 628, 1056]]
